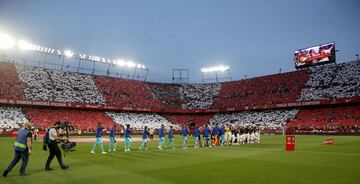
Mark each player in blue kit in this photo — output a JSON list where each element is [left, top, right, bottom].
[[91, 122, 107, 154], [182, 125, 189, 149], [212, 124, 220, 146], [139, 126, 149, 151], [166, 126, 175, 150], [220, 126, 226, 146], [194, 126, 200, 148], [202, 124, 211, 147], [108, 124, 117, 152], [124, 124, 132, 152], [158, 124, 165, 150]]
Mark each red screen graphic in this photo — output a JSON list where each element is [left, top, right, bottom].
[[294, 42, 336, 69]]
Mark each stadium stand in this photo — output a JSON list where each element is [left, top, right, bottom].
[[286, 105, 360, 133], [163, 114, 213, 127], [183, 83, 221, 109], [0, 62, 24, 100], [209, 109, 299, 131], [148, 83, 182, 109], [0, 60, 359, 134], [105, 112, 180, 130], [16, 64, 105, 104], [0, 106, 29, 131], [298, 61, 360, 100], [93, 76, 165, 109], [24, 108, 114, 130], [213, 70, 309, 108]]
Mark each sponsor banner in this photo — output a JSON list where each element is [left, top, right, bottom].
[[0, 96, 359, 113]]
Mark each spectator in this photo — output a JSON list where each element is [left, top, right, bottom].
[[16, 64, 105, 104]]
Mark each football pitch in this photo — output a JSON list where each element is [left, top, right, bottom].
[[1, 135, 359, 184]]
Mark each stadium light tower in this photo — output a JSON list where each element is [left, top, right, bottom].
[[172, 69, 189, 84], [201, 65, 232, 83], [0, 31, 150, 81]]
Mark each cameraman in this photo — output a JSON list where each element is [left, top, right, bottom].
[[45, 122, 69, 171]]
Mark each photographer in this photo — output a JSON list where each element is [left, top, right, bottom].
[[45, 122, 69, 171]]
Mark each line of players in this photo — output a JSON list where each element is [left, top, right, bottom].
[[180, 124, 261, 149], [90, 122, 261, 153]]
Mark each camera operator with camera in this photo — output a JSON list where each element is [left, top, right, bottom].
[[45, 121, 69, 171]]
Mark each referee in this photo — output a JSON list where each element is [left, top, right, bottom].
[[45, 122, 69, 171]]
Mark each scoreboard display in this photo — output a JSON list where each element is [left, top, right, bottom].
[[294, 42, 336, 69]]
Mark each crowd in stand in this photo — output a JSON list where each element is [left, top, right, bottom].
[[93, 76, 164, 109], [286, 105, 360, 133], [209, 109, 299, 131], [213, 70, 309, 108], [0, 60, 359, 112], [0, 62, 24, 100], [105, 112, 181, 131], [0, 106, 29, 131], [148, 83, 182, 109], [299, 61, 360, 101], [163, 114, 213, 127], [16, 64, 105, 104], [24, 108, 114, 130], [183, 83, 221, 109]]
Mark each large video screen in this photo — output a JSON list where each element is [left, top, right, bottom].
[[294, 42, 336, 69]]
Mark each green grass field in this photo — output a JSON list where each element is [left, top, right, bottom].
[[1, 135, 360, 184]]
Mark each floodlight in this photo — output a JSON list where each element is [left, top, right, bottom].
[[117, 59, 126, 66], [0, 33, 15, 49], [201, 65, 230, 73], [90, 56, 100, 61], [126, 61, 136, 68], [0, 31, 148, 70], [18, 40, 33, 51], [64, 50, 74, 57]]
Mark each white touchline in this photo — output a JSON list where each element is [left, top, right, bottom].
[[296, 150, 360, 156], [238, 147, 360, 156]]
